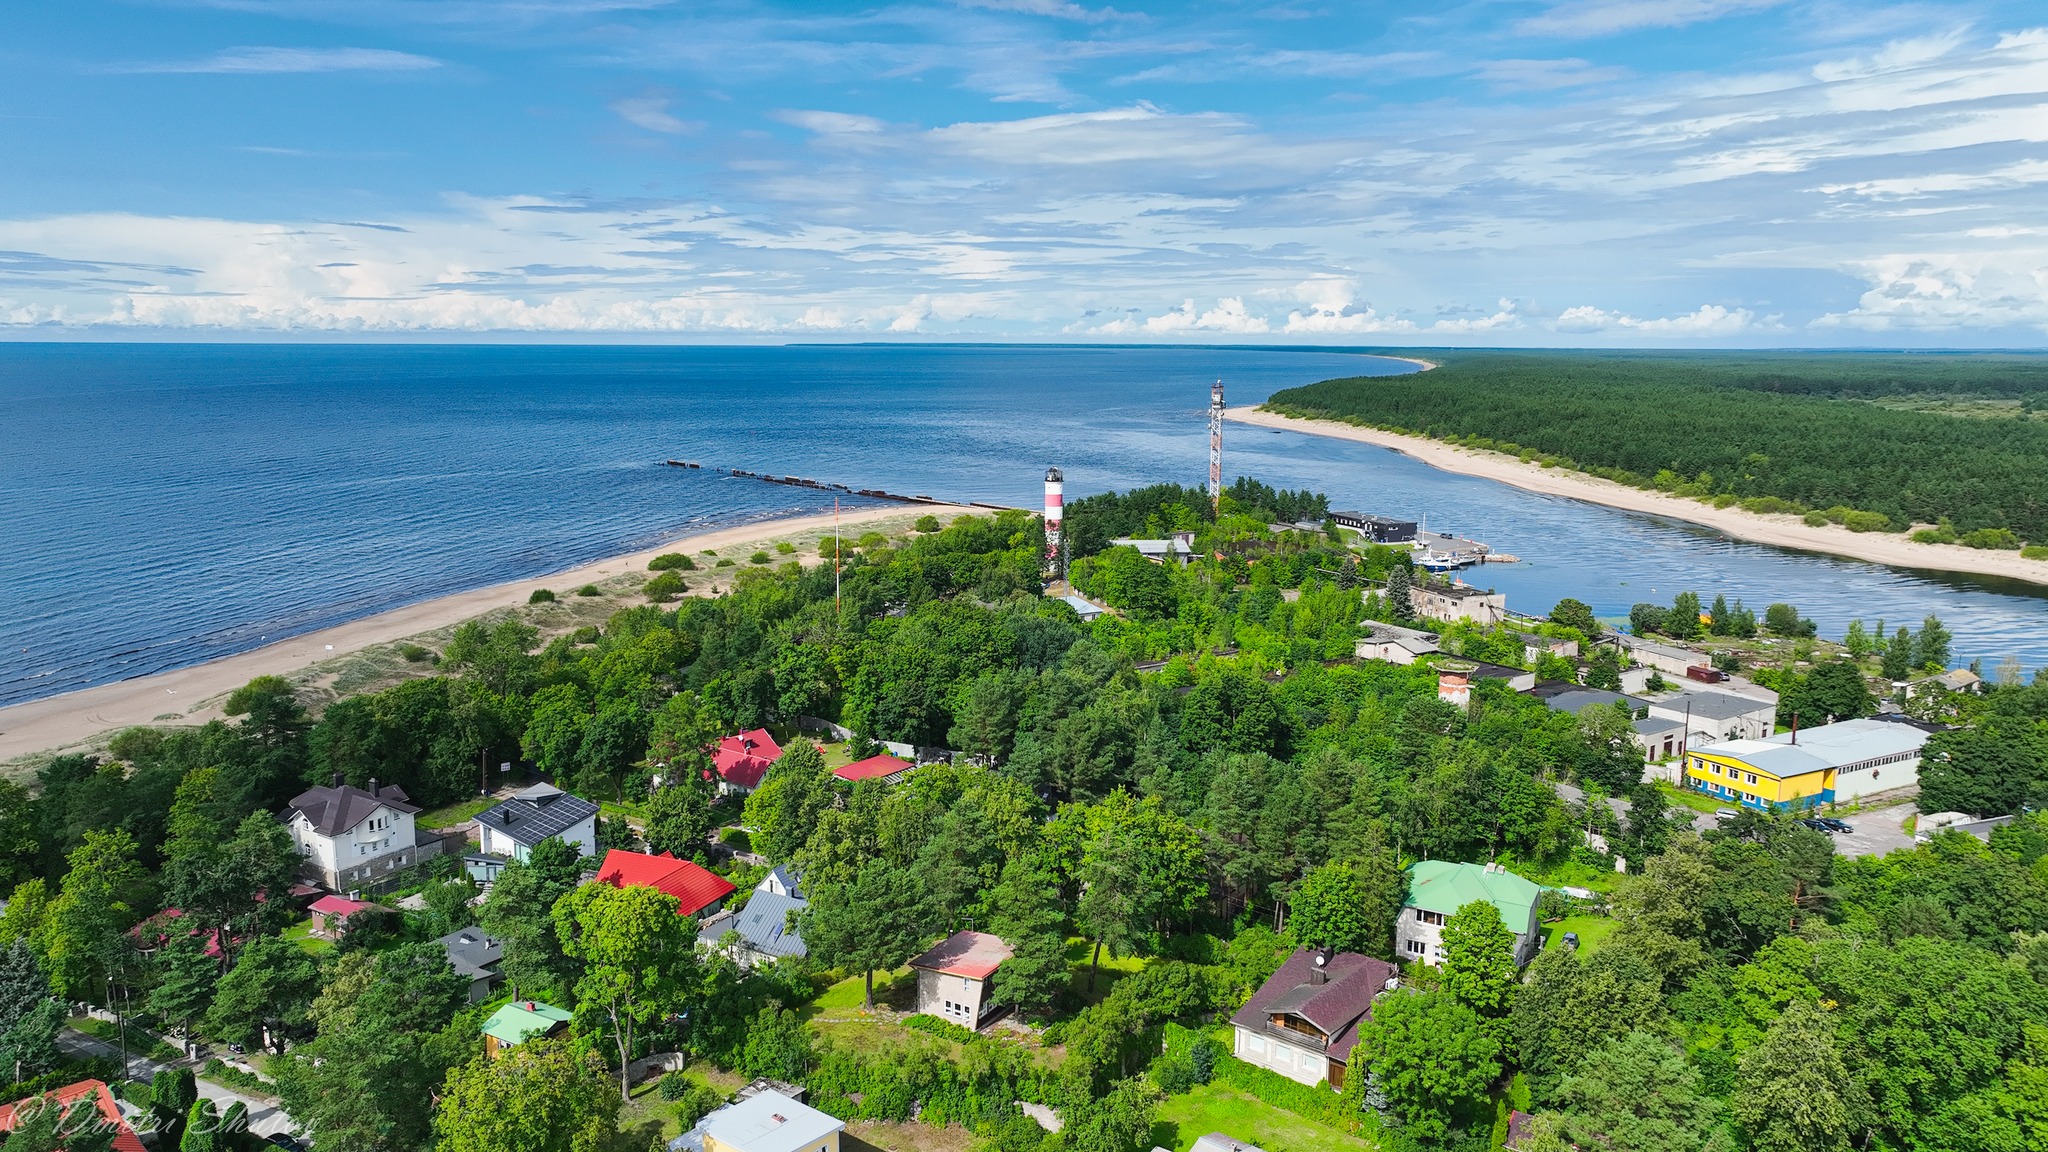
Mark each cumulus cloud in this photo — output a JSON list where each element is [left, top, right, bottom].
[[116, 47, 443, 74], [1555, 303, 1765, 334], [1086, 297, 1271, 335], [1282, 278, 1418, 333], [1814, 250, 2048, 331]]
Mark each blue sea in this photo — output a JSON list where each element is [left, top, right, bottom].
[[3, 343, 2044, 709]]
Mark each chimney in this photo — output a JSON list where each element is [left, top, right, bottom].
[[330, 770, 343, 788], [368, 777, 379, 797], [1308, 948, 1330, 985], [1790, 712, 1799, 745]]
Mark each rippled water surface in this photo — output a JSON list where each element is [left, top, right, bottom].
[[3, 343, 2043, 707]]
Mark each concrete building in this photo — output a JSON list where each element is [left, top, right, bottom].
[[1409, 580, 1508, 626], [1355, 622, 1440, 664], [1111, 533, 1199, 566], [1397, 861, 1543, 967], [1634, 715, 1690, 772], [1646, 690, 1777, 743], [1057, 593, 1107, 622], [1229, 949, 1399, 1089], [1513, 632, 1580, 663], [286, 780, 439, 891], [1682, 717, 1931, 810], [909, 930, 1012, 1030], [476, 783, 600, 862], [1612, 634, 1710, 678]]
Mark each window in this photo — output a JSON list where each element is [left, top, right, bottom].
[[1405, 939, 1425, 955], [1746, 773, 1758, 785]]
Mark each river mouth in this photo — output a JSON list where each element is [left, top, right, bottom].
[[3, 343, 2043, 708]]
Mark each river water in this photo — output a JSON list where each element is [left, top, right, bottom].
[[2, 343, 2042, 708]]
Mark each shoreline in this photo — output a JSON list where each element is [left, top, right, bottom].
[[0, 504, 945, 764], [1230, 406, 2048, 588]]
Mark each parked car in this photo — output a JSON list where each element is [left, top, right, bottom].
[[1798, 817, 1833, 832], [1714, 808, 1740, 823], [1818, 817, 1853, 833]]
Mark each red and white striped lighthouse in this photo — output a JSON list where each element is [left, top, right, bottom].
[[1044, 466, 1064, 574]]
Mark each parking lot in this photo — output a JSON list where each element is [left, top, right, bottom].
[[1812, 801, 1918, 858]]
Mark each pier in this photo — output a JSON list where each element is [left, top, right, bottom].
[[662, 460, 1020, 511]]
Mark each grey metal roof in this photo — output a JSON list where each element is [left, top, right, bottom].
[[1633, 715, 1686, 735], [1540, 687, 1644, 715], [761, 865, 803, 900], [288, 783, 417, 837], [700, 890, 808, 959], [1657, 690, 1772, 721], [435, 925, 504, 982], [475, 783, 599, 847]]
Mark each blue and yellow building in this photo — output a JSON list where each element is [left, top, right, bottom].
[[1682, 718, 1930, 810]]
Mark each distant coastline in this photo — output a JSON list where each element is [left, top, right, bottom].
[[0, 504, 946, 767], [1231, 405, 2048, 589]]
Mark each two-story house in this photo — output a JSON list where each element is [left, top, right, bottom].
[[909, 930, 1012, 1030], [1230, 948, 1399, 1089], [286, 779, 426, 891], [475, 783, 599, 861], [1396, 860, 1543, 967]]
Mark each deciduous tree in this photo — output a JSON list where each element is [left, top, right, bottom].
[[553, 882, 695, 1100], [434, 1038, 619, 1152]]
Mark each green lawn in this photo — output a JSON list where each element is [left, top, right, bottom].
[[1064, 937, 1147, 1006], [414, 793, 498, 828], [1542, 914, 1618, 955], [1657, 782, 1724, 815], [811, 967, 916, 1015], [1152, 1084, 1379, 1152], [283, 917, 336, 955]]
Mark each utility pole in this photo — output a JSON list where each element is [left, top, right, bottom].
[[1208, 379, 1225, 518], [833, 496, 841, 618]]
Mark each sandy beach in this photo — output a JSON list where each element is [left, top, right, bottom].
[[0, 503, 948, 765], [1231, 406, 2048, 588]]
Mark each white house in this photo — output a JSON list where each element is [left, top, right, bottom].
[[1645, 690, 1777, 744], [1397, 860, 1544, 967], [475, 783, 600, 861], [1229, 949, 1399, 1090], [286, 780, 426, 891]]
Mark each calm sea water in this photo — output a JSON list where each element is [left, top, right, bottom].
[[2, 343, 2044, 709]]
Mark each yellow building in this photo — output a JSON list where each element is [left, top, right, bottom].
[[1683, 719, 1929, 810]]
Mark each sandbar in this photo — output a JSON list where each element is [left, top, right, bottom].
[[1230, 406, 2048, 589]]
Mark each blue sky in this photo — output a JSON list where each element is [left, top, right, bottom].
[[2, 0, 2046, 343]]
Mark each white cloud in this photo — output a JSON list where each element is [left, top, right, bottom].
[[1814, 250, 2048, 331], [1520, 0, 1785, 38], [116, 47, 443, 74], [1555, 303, 1764, 334], [1087, 297, 1271, 335], [951, 0, 1124, 22], [775, 110, 888, 135], [610, 91, 692, 134], [1281, 278, 1418, 333]]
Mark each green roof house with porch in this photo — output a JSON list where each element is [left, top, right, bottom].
[[1395, 860, 1542, 968]]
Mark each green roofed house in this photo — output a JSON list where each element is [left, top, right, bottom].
[[1395, 860, 1542, 968], [482, 999, 573, 1059]]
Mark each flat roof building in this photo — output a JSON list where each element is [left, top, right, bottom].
[[1683, 717, 1930, 809]]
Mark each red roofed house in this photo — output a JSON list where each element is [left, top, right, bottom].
[[593, 849, 736, 918], [1230, 948, 1399, 1090], [0, 1080, 147, 1152], [909, 930, 1013, 1029], [833, 753, 913, 785], [711, 729, 782, 795], [307, 894, 375, 939]]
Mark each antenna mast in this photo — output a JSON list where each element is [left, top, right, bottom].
[[1208, 379, 1225, 518]]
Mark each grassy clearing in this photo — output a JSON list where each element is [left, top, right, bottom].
[[1657, 782, 1725, 815], [845, 1122, 978, 1152], [1063, 937, 1147, 1007], [1152, 1084, 1379, 1152], [416, 793, 497, 828], [1517, 856, 1622, 895], [1541, 914, 1618, 955], [283, 917, 335, 956]]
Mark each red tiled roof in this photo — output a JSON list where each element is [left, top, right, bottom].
[[834, 754, 912, 783], [594, 849, 736, 918], [0, 1081, 146, 1152], [910, 930, 1012, 980], [308, 895, 371, 918], [712, 729, 781, 790]]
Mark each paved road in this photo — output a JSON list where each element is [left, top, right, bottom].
[[58, 1027, 299, 1138]]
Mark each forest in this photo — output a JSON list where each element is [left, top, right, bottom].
[[0, 480, 2040, 1152], [1264, 351, 2048, 546]]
